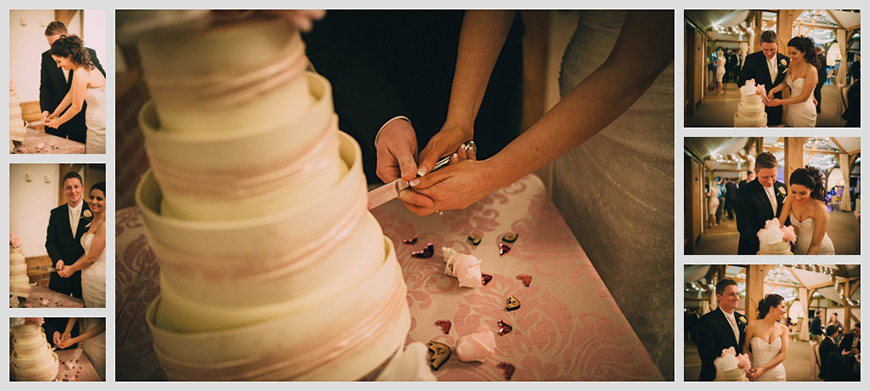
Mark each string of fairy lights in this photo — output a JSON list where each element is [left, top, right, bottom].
[[685, 265, 859, 306]]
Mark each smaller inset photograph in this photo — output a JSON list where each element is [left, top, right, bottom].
[[9, 163, 106, 308], [684, 10, 860, 127], [9, 9, 106, 154], [684, 264, 860, 382], [10, 317, 105, 381], [684, 137, 860, 255]]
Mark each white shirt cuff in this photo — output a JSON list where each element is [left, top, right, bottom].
[[374, 115, 411, 148]]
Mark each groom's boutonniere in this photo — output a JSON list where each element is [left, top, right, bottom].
[[777, 187, 786, 197], [779, 58, 788, 72], [81, 209, 93, 228], [737, 315, 747, 327]]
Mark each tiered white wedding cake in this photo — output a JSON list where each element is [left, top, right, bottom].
[[10, 81, 27, 149], [713, 347, 749, 381], [125, 11, 411, 380], [733, 79, 767, 127], [10, 233, 31, 299], [10, 322, 59, 381]]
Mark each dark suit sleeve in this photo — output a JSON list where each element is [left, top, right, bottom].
[[303, 12, 409, 148], [695, 316, 718, 367], [87, 47, 106, 77], [44, 209, 63, 263], [737, 53, 754, 87], [39, 52, 54, 113]]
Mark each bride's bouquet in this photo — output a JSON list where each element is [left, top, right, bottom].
[[714, 347, 752, 381], [757, 219, 795, 255]]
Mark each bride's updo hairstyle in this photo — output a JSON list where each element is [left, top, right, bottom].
[[50, 35, 95, 70], [789, 165, 828, 203], [787, 36, 821, 69], [757, 293, 784, 320]]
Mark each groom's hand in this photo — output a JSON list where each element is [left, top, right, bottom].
[[375, 117, 419, 183]]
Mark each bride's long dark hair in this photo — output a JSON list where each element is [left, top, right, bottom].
[[757, 294, 784, 320], [787, 36, 821, 70], [49, 35, 95, 70], [789, 165, 828, 203]]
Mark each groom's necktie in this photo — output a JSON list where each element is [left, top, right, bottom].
[[726, 313, 739, 343], [765, 186, 777, 215]]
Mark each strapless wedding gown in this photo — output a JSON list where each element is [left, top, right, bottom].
[[553, 10, 673, 372], [84, 85, 106, 154], [750, 337, 786, 381], [80, 232, 106, 308], [79, 232, 106, 380], [783, 76, 816, 127], [790, 213, 835, 255]]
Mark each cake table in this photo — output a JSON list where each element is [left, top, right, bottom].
[[11, 127, 85, 154], [17, 286, 84, 308], [115, 173, 662, 381]]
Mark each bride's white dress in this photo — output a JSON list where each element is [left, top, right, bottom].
[[790, 212, 836, 255], [783, 76, 816, 127], [84, 85, 106, 154], [79, 232, 106, 380], [750, 337, 786, 381]]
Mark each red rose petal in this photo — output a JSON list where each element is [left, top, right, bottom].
[[516, 274, 532, 287], [403, 236, 418, 244], [497, 362, 516, 380], [497, 320, 512, 336], [412, 243, 434, 258], [435, 319, 451, 334], [481, 274, 493, 286], [498, 243, 511, 256]]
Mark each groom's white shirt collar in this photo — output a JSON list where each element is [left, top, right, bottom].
[[68, 200, 83, 210]]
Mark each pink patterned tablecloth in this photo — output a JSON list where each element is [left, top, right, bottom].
[[12, 127, 85, 154], [15, 286, 84, 308], [9, 348, 99, 381], [114, 174, 661, 381]]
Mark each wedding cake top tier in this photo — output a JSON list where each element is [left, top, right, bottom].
[[11, 324, 59, 381], [713, 347, 750, 382], [757, 219, 795, 255]]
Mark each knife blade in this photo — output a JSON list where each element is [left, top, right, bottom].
[[31, 266, 58, 272], [367, 142, 477, 210]]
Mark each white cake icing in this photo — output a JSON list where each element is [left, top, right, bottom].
[[757, 219, 794, 255], [10, 233, 30, 298], [129, 11, 411, 380], [9, 81, 27, 142], [733, 80, 767, 127], [11, 323, 59, 381]]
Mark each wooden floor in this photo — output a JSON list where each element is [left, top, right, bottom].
[[685, 81, 850, 127], [691, 210, 860, 255], [684, 338, 819, 381]]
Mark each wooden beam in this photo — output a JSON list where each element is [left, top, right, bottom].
[[787, 268, 806, 287], [830, 137, 847, 153], [746, 265, 775, 322]]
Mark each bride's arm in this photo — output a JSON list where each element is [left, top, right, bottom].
[[755, 324, 790, 376], [57, 222, 105, 277], [58, 319, 105, 349], [742, 323, 754, 356], [778, 196, 792, 226], [405, 11, 673, 214], [46, 68, 87, 127], [769, 66, 818, 106], [806, 202, 830, 255]]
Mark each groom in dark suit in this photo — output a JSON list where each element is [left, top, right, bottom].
[[738, 30, 789, 126], [735, 152, 788, 254], [45, 171, 91, 299], [695, 279, 747, 381], [40, 21, 105, 143]]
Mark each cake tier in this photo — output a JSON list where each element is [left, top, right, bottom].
[[147, 236, 411, 381], [740, 93, 763, 105], [139, 72, 343, 221], [758, 240, 792, 255], [138, 15, 311, 135], [737, 102, 764, 116], [715, 368, 748, 381], [734, 112, 767, 127], [10, 260, 27, 274]]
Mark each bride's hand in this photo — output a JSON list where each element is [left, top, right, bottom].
[[766, 98, 782, 107], [750, 367, 765, 380]]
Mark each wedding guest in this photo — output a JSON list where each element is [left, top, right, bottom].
[[738, 171, 754, 189], [814, 46, 826, 113], [707, 181, 719, 228], [820, 325, 853, 381], [828, 313, 844, 344], [39, 21, 105, 143], [839, 322, 860, 356], [725, 178, 737, 220], [843, 53, 860, 127], [810, 313, 824, 343]]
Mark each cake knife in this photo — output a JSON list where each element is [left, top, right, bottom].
[[31, 266, 58, 272], [367, 142, 477, 210]]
